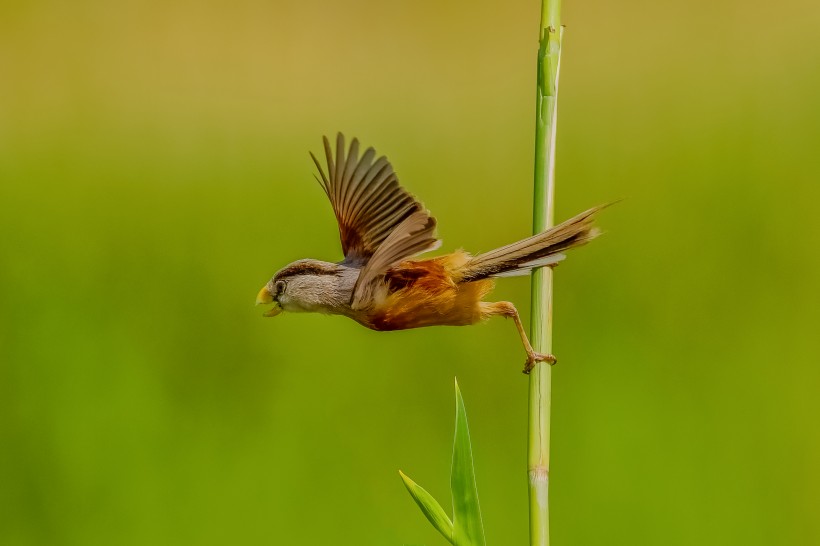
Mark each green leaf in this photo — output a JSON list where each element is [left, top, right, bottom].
[[399, 471, 454, 544], [451, 379, 486, 546]]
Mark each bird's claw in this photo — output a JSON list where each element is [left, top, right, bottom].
[[522, 352, 557, 374]]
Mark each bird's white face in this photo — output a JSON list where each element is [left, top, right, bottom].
[[275, 274, 342, 313], [256, 259, 354, 317]]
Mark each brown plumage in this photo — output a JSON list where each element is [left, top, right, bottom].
[[257, 133, 606, 372]]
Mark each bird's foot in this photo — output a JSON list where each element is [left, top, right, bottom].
[[523, 352, 557, 374]]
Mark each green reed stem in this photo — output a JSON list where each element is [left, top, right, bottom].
[[528, 0, 562, 544]]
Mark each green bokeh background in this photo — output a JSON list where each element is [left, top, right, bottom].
[[2, 0, 819, 544]]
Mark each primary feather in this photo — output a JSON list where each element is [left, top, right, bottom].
[[310, 133, 436, 265]]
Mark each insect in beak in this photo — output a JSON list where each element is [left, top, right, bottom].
[[256, 286, 282, 317]]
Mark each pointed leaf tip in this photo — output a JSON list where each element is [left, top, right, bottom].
[[400, 471, 454, 544]]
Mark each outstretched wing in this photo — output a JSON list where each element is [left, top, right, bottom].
[[311, 133, 435, 265]]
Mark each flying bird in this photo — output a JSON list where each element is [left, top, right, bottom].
[[257, 134, 604, 373]]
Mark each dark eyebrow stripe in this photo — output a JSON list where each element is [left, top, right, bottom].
[[275, 263, 340, 279]]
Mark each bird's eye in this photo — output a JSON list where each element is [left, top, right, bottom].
[[275, 280, 286, 295]]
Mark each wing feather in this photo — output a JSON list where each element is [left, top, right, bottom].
[[351, 211, 441, 309], [310, 133, 437, 265]]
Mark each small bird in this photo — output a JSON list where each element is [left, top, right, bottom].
[[257, 134, 604, 373]]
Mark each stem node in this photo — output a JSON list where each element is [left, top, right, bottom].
[[528, 465, 549, 485]]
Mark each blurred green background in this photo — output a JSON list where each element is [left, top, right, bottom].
[[2, 0, 819, 544]]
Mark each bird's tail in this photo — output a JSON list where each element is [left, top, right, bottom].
[[457, 204, 606, 282]]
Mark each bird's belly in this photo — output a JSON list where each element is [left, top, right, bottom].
[[364, 279, 493, 332]]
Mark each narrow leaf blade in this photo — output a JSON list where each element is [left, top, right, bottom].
[[399, 471, 455, 544], [451, 379, 486, 546]]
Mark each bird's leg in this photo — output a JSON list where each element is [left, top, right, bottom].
[[480, 301, 556, 374]]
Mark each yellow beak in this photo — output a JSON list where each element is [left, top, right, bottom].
[[256, 286, 273, 305], [256, 286, 282, 317]]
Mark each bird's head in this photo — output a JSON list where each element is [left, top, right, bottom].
[[256, 259, 349, 317]]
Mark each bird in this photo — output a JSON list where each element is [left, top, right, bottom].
[[257, 133, 604, 373]]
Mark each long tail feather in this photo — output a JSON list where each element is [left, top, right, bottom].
[[458, 204, 606, 282]]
